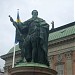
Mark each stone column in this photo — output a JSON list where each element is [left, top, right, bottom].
[[65, 51, 72, 75], [48, 56, 54, 69]]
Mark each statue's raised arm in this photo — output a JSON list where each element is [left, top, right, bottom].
[[9, 15, 20, 29], [9, 14, 28, 63], [9, 15, 14, 22]]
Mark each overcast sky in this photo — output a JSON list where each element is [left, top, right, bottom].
[[0, 0, 74, 68]]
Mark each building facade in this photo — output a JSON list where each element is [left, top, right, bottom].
[[0, 69, 4, 75], [1, 22, 75, 75]]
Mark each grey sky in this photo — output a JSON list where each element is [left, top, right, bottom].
[[0, 0, 74, 68]]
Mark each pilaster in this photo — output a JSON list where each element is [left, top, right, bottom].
[[65, 51, 72, 75], [48, 55, 54, 69]]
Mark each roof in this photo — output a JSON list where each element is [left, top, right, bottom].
[[3, 22, 75, 54], [48, 24, 75, 41], [8, 44, 20, 53]]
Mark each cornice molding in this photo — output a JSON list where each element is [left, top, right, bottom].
[[48, 46, 75, 56], [48, 34, 75, 46], [0, 50, 21, 60]]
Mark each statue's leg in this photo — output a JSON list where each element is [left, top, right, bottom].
[[38, 47, 45, 63], [31, 36, 39, 63], [42, 45, 49, 66], [31, 41, 38, 63], [25, 45, 32, 62], [38, 39, 49, 66], [24, 36, 32, 62]]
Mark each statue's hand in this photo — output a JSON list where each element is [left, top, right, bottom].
[[9, 15, 14, 22]]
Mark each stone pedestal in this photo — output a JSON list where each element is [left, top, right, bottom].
[[9, 63, 57, 75]]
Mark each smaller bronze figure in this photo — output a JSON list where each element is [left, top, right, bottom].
[[9, 10, 49, 66]]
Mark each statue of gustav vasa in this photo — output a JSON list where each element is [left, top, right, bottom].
[[9, 10, 49, 66]]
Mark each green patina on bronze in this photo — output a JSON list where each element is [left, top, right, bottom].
[[15, 62, 49, 68], [9, 10, 49, 66]]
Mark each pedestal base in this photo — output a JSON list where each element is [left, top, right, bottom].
[[9, 63, 57, 75]]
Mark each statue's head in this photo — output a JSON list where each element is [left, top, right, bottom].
[[32, 10, 38, 18]]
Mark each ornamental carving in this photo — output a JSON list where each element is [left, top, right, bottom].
[[65, 51, 72, 60], [56, 54, 63, 62], [48, 56, 54, 62]]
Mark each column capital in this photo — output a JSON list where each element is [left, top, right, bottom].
[[48, 55, 54, 62], [56, 54, 63, 62], [65, 51, 72, 60]]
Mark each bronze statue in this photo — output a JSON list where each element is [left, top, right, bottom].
[[9, 10, 49, 66]]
